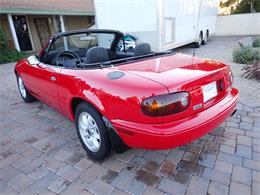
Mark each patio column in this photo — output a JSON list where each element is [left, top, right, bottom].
[[59, 15, 68, 50], [7, 14, 20, 52]]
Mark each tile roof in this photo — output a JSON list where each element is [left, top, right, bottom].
[[0, 0, 94, 15]]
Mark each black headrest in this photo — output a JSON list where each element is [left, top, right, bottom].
[[86, 46, 109, 64], [134, 43, 151, 56]]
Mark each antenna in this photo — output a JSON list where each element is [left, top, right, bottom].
[[193, 0, 203, 58]]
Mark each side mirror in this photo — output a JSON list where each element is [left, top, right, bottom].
[[27, 55, 40, 65]]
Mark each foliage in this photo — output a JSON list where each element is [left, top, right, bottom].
[[253, 38, 260, 47], [0, 26, 28, 64], [0, 48, 28, 64], [219, 0, 260, 14], [0, 27, 6, 49], [232, 43, 259, 64], [242, 61, 260, 80]]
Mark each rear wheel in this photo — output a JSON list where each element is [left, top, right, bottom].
[[16, 75, 36, 103], [75, 102, 110, 160], [194, 32, 203, 48], [202, 30, 209, 45]]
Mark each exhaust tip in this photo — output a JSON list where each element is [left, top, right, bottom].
[[231, 109, 237, 116]]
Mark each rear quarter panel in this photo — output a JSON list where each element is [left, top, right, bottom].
[[58, 67, 168, 123]]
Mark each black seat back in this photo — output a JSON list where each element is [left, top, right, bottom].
[[86, 46, 109, 64], [134, 43, 151, 56]]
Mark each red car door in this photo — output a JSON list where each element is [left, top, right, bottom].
[[21, 62, 61, 111]]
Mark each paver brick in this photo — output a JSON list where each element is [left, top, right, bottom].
[[74, 157, 93, 171], [21, 158, 45, 174], [28, 165, 49, 180], [57, 164, 81, 182], [44, 157, 66, 173], [9, 173, 34, 192], [111, 170, 135, 190], [158, 160, 176, 177], [143, 160, 160, 174], [202, 168, 230, 185], [135, 169, 160, 187], [116, 150, 135, 163], [166, 149, 184, 165], [179, 161, 204, 176], [173, 170, 191, 185], [143, 151, 165, 164], [236, 145, 252, 159], [99, 169, 118, 184], [252, 182, 260, 195], [219, 144, 235, 154], [232, 166, 251, 186], [214, 160, 232, 174], [186, 176, 209, 195], [252, 170, 260, 183], [125, 180, 146, 195], [80, 164, 106, 184], [87, 179, 114, 195], [217, 152, 242, 165], [237, 135, 252, 146], [198, 153, 216, 168], [230, 181, 251, 195], [101, 157, 126, 172], [0, 165, 20, 182], [48, 177, 70, 193], [243, 159, 260, 171], [158, 178, 186, 195], [208, 181, 228, 195], [142, 186, 163, 195], [30, 171, 59, 193]]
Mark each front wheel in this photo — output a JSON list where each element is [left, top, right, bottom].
[[75, 102, 111, 161], [16, 75, 36, 103]]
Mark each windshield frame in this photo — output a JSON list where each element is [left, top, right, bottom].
[[40, 29, 125, 63]]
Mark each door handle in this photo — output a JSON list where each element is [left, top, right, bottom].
[[50, 76, 56, 81]]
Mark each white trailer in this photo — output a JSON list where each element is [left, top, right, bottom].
[[94, 0, 219, 52]]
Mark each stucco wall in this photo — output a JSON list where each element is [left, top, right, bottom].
[[0, 14, 15, 48], [216, 13, 260, 36]]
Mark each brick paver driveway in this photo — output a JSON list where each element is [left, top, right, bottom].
[[1, 36, 260, 195]]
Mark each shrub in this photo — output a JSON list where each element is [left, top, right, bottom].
[[242, 61, 260, 80], [0, 48, 28, 64], [0, 26, 28, 64], [0, 27, 6, 49], [233, 44, 259, 64], [253, 38, 260, 47]]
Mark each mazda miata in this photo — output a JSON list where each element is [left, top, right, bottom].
[[15, 29, 239, 160]]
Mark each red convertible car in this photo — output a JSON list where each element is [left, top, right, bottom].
[[15, 29, 239, 160]]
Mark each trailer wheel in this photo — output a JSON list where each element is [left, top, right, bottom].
[[194, 32, 203, 48], [202, 30, 209, 45]]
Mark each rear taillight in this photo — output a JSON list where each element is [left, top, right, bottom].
[[141, 92, 190, 117]]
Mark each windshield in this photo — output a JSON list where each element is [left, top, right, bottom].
[[49, 32, 115, 54]]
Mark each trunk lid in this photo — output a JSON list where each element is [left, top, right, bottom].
[[117, 53, 232, 123], [117, 53, 229, 93]]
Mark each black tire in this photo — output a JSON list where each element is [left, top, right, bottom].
[[194, 32, 203, 48], [75, 102, 111, 161], [202, 30, 209, 45], [16, 75, 36, 103]]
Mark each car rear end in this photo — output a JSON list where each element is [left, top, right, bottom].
[[111, 54, 239, 149]]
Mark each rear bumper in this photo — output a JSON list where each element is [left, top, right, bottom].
[[111, 88, 239, 149]]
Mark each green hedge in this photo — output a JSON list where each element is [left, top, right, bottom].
[[0, 26, 28, 64], [0, 48, 28, 64]]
